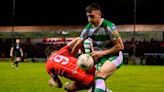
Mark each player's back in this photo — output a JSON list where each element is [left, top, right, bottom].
[[46, 45, 94, 85]]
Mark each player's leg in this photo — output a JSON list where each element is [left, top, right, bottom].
[[15, 57, 21, 70], [64, 81, 92, 92], [88, 80, 112, 92], [12, 56, 17, 68], [94, 52, 123, 92], [12, 59, 16, 68], [64, 69, 95, 92], [64, 82, 76, 92], [94, 61, 116, 92]]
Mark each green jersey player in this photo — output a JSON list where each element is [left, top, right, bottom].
[[71, 3, 124, 92]]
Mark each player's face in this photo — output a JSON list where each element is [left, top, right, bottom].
[[86, 10, 101, 25], [16, 39, 20, 44]]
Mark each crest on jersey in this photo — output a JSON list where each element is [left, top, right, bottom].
[[112, 24, 117, 30]]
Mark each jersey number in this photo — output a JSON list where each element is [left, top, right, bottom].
[[53, 55, 69, 65]]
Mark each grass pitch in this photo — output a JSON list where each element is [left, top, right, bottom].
[[0, 62, 164, 92]]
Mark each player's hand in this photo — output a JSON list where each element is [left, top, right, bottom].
[[48, 78, 62, 88], [10, 53, 13, 57], [48, 78, 58, 87], [21, 53, 23, 57], [91, 51, 104, 60]]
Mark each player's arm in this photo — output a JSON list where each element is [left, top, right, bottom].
[[71, 38, 83, 55], [10, 47, 14, 57], [101, 36, 124, 55], [102, 24, 124, 55], [71, 24, 90, 54], [20, 48, 23, 57], [48, 72, 62, 88], [67, 37, 80, 49], [67, 37, 84, 55], [91, 25, 124, 59]]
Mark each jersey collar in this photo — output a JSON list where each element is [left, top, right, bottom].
[[92, 18, 104, 28]]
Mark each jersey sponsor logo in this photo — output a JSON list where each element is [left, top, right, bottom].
[[112, 25, 117, 30], [16, 45, 20, 49]]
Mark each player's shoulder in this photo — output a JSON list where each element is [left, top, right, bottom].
[[102, 19, 117, 31], [103, 19, 115, 27], [11, 43, 16, 48], [84, 23, 93, 29]]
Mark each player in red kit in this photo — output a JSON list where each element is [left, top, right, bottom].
[[45, 37, 95, 92]]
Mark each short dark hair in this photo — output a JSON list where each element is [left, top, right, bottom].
[[85, 3, 101, 13], [16, 38, 20, 40], [45, 45, 57, 57]]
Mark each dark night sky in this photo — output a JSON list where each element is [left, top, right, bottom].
[[0, 0, 163, 26]]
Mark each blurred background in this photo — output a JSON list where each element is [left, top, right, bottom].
[[0, 0, 164, 65]]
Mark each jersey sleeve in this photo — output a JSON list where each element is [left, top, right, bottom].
[[80, 23, 91, 40], [106, 21, 120, 40]]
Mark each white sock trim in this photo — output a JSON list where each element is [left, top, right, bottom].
[[95, 79, 106, 91]]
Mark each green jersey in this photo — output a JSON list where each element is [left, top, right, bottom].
[[80, 18, 120, 53]]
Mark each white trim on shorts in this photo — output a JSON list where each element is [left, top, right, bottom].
[[111, 51, 123, 68]]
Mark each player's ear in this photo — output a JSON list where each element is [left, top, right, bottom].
[[99, 11, 101, 15], [99, 12, 102, 17]]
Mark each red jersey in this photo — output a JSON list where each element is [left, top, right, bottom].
[[46, 45, 94, 85]]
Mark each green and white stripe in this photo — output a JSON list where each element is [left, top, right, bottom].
[[83, 38, 93, 54], [80, 18, 120, 51]]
